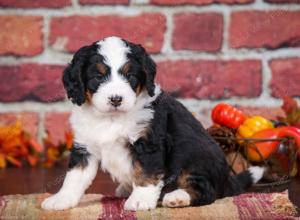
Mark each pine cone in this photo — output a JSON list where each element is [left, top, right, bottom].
[[207, 125, 238, 154]]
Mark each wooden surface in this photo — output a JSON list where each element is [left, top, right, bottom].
[[0, 166, 299, 210]]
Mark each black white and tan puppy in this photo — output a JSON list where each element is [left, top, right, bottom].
[[41, 36, 264, 211]]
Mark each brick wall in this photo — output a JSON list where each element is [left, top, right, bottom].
[[0, 0, 300, 144]]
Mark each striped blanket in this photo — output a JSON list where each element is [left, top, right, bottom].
[[0, 191, 297, 220]]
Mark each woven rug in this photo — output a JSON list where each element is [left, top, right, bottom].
[[0, 191, 297, 220]]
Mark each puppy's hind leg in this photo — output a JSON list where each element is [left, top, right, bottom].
[[41, 144, 99, 210], [163, 172, 216, 208], [186, 175, 217, 206]]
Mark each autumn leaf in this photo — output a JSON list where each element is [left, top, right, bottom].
[[6, 155, 22, 167], [65, 131, 73, 150], [0, 154, 6, 168], [28, 138, 43, 153], [278, 97, 300, 129], [27, 155, 39, 166], [282, 96, 298, 114], [0, 121, 22, 141]]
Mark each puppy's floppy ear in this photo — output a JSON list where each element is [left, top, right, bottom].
[[140, 47, 156, 97], [62, 44, 96, 105], [127, 42, 156, 97]]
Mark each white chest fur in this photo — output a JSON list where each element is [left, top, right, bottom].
[[69, 89, 160, 185]]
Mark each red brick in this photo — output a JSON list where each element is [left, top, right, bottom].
[[0, 16, 43, 56], [156, 60, 262, 99], [270, 58, 300, 98], [0, 64, 65, 102], [151, 0, 253, 5], [229, 11, 300, 49], [264, 0, 300, 3], [79, 0, 129, 5], [50, 14, 166, 53], [238, 107, 285, 120], [172, 13, 223, 52], [0, 112, 39, 137], [0, 0, 71, 8], [45, 112, 71, 145]]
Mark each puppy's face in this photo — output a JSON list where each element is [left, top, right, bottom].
[[87, 38, 145, 113], [62, 36, 156, 113]]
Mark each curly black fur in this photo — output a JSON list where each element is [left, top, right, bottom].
[[131, 92, 254, 206]]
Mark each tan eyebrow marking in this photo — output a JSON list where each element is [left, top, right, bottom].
[[121, 62, 131, 75], [96, 63, 107, 75]]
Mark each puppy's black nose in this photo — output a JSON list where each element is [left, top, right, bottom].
[[109, 95, 123, 107]]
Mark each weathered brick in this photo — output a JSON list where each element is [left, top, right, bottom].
[[50, 14, 166, 53], [0, 0, 71, 8], [238, 107, 285, 120], [172, 13, 223, 52], [44, 112, 71, 145], [229, 11, 300, 49], [0, 112, 39, 137], [79, 0, 129, 5], [0, 16, 43, 56], [151, 0, 253, 5], [270, 58, 300, 97], [156, 60, 262, 99], [0, 64, 65, 102]]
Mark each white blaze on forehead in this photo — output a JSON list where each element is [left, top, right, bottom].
[[93, 37, 136, 113], [97, 36, 130, 71]]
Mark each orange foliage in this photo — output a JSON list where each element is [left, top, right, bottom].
[[0, 121, 42, 168], [0, 121, 73, 169]]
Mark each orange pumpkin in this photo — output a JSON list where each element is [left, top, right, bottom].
[[245, 126, 300, 162], [245, 129, 280, 162]]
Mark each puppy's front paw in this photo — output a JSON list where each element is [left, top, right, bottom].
[[41, 193, 80, 210], [124, 184, 161, 211], [124, 194, 157, 211]]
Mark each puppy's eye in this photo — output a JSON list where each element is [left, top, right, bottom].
[[94, 75, 107, 82], [121, 62, 130, 75], [127, 74, 135, 80], [95, 74, 102, 79], [96, 63, 107, 76], [87, 79, 100, 92]]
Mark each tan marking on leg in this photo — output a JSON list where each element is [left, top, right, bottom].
[[133, 161, 163, 187], [177, 171, 200, 203]]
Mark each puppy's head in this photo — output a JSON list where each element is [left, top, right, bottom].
[[62, 36, 156, 113]]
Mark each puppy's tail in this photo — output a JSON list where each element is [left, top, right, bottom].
[[226, 166, 265, 196]]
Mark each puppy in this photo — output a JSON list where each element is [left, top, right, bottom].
[[41, 36, 264, 211]]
